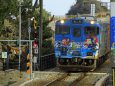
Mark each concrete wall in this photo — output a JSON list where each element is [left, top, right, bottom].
[[111, 2, 115, 16]]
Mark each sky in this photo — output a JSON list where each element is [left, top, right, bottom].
[[43, 0, 76, 16], [33, 0, 110, 16]]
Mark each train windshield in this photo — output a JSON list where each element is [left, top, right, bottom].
[[73, 28, 81, 37], [84, 26, 99, 35], [55, 26, 70, 35]]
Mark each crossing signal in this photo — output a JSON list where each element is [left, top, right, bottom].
[[32, 18, 38, 48], [32, 40, 38, 48]]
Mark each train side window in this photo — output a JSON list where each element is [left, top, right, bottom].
[[73, 28, 81, 37]]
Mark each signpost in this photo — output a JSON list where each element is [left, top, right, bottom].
[[2, 52, 7, 71], [90, 4, 95, 16], [2, 52, 7, 59]]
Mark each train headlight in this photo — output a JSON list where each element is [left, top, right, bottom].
[[60, 20, 65, 24], [90, 20, 95, 24]]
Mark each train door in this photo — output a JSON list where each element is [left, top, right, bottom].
[[71, 26, 83, 54]]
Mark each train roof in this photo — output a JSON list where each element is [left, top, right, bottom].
[[56, 17, 102, 27]]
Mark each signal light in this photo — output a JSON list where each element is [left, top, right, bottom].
[[34, 31, 37, 38], [32, 40, 38, 48]]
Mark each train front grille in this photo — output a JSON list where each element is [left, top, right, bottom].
[[72, 51, 81, 56]]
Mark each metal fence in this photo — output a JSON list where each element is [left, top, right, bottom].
[[39, 53, 56, 71], [1, 53, 56, 71]]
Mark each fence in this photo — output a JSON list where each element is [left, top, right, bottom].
[[1, 53, 56, 71], [39, 53, 56, 71]]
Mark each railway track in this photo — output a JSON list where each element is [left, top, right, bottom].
[[43, 72, 109, 86], [20, 59, 110, 86], [71, 73, 109, 86], [44, 73, 85, 86], [12, 58, 111, 86]]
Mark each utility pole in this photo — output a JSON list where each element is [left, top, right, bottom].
[[28, 18, 31, 40], [18, 0, 22, 71], [19, 1, 21, 71], [38, 0, 43, 70]]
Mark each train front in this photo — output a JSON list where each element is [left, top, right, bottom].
[[54, 19, 100, 71]]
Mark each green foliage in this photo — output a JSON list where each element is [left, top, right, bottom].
[[41, 11, 54, 55], [43, 27, 53, 40], [67, 0, 108, 15], [0, 0, 54, 55], [0, 0, 18, 20], [22, 0, 32, 8], [43, 9, 51, 22], [42, 43, 54, 55], [0, 0, 18, 40], [42, 40, 52, 48]]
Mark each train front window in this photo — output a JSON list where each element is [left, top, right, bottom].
[[55, 26, 70, 35], [84, 26, 99, 35], [73, 28, 81, 37]]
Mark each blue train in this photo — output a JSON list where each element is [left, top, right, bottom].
[[54, 17, 110, 71]]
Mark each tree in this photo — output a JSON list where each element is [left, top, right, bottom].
[[0, 0, 19, 40], [67, 0, 108, 15], [20, 0, 54, 55], [0, 0, 54, 55]]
